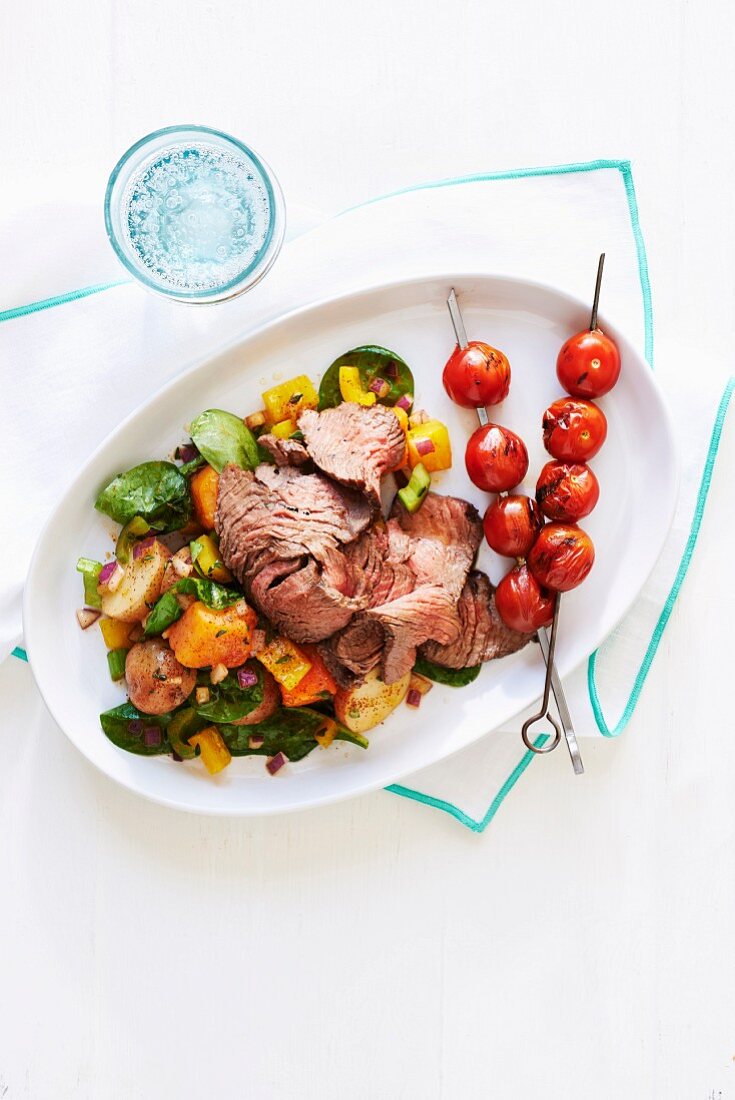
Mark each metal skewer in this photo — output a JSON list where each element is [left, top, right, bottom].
[[446, 287, 583, 773]]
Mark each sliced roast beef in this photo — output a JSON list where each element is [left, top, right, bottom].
[[344, 520, 415, 607], [298, 403, 405, 507], [421, 570, 529, 668], [390, 492, 483, 599], [249, 553, 365, 643], [216, 463, 372, 581], [366, 584, 460, 683], [328, 618, 384, 678], [257, 433, 311, 467]]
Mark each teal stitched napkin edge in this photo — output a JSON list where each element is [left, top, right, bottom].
[[5, 159, 734, 832]]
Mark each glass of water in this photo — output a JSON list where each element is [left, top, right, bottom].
[[104, 125, 285, 303]]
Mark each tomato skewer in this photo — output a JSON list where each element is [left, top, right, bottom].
[[446, 288, 577, 766]]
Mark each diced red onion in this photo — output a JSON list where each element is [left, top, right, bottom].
[[98, 561, 117, 585], [396, 394, 413, 411], [249, 734, 265, 749], [237, 667, 258, 689], [406, 689, 422, 708], [177, 443, 199, 464], [133, 537, 156, 560], [266, 751, 288, 775], [369, 377, 390, 398], [415, 438, 435, 456], [384, 362, 399, 380], [128, 720, 143, 734], [143, 726, 162, 747]]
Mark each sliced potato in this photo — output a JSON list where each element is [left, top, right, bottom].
[[334, 667, 410, 733], [101, 540, 171, 623]]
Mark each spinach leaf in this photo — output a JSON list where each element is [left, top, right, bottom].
[[189, 409, 259, 473], [95, 461, 192, 532], [412, 656, 482, 687], [99, 702, 172, 755], [193, 666, 264, 723], [179, 455, 206, 477], [318, 346, 414, 410], [221, 707, 368, 762], [143, 590, 184, 636], [175, 577, 243, 609], [144, 576, 244, 636]]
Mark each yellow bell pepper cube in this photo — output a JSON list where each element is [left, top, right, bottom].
[[407, 419, 452, 472], [190, 534, 233, 583], [338, 366, 376, 406], [257, 636, 312, 691], [391, 405, 409, 432], [315, 717, 339, 748], [262, 375, 319, 425], [270, 418, 298, 439], [189, 726, 232, 775], [99, 616, 135, 649]]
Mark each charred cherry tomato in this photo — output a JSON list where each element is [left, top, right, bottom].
[[483, 494, 543, 558], [527, 523, 595, 592], [465, 423, 529, 493], [443, 341, 511, 408], [535, 460, 600, 522], [557, 328, 621, 398], [542, 396, 607, 461], [495, 563, 555, 634]]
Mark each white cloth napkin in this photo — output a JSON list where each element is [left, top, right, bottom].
[[2, 160, 732, 829]]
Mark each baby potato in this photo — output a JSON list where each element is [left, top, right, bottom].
[[167, 599, 257, 669], [101, 540, 171, 623], [334, 667, 411, 733], [125, 639, 196, 715], [231, 667, 280, 726]]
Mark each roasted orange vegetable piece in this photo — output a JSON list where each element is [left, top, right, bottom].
[[167, 600, 257, 669], [190, 465, 220, 530], [279, 646, 337, 707]]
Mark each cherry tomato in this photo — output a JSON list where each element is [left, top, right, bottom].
[[535, 460, 600, 522], [465, 423, 529, 493], [483, 494, 543, 558], [495, 563, 555, 634], [443, 341, 511, 408], [527, 523, 595, 592], [557, 328, 621, 398], [542, 396, 607, 461]]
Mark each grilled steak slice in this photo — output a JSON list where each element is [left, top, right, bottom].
[[257, 434, 311, 467], [328, 618, 385, 678], [366, 584, 460, 683], [344, 520, 415, 607], [298, 404, 406, 507], [421, 570, 529, 668], [318, 521, 415, 682], [249, 553, 365, 643], [390, 492, 482, 599], [216, 463, 371, 581]]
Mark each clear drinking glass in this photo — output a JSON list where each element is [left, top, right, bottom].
[[104, 125, 285, 303]]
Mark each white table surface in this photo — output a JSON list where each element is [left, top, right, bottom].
[[2, 1, 735, 1097]]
